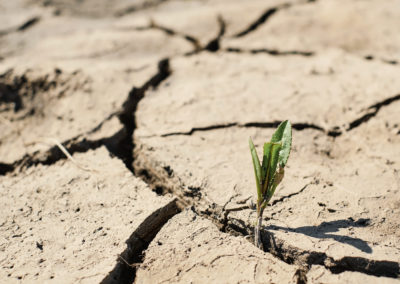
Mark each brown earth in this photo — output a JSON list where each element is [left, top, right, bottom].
[[0, 0, 399, 283]]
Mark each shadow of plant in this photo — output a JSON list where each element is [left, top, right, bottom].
[[265, 218, 373, 253]]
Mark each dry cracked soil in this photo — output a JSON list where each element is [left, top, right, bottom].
[[0, 0, 400, 283]]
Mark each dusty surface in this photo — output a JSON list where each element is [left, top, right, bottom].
[[1, 0, 400, 283], [136, 209, 297, 284], [0, 147, 175, 283], [222, 0, 400, 60]]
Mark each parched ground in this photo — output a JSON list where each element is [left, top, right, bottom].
[[0, 0, 399, 283]]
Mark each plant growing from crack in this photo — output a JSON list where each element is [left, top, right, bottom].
[[249, 120, 292, 249]]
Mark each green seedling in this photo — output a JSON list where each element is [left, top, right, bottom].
[[249, 120, 292, 249]]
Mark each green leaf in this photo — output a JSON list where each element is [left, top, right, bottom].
[[261, 142, 272, 183], [249, 137, 262, 201], [261, 142, 281, 196], [271, 120, 292, 168], [266, 167, 284, 203]]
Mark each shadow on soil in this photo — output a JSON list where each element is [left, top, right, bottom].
[[260, 219, 400, 278], [267, 218, 372, 253]]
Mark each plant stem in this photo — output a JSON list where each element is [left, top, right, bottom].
[[254, 207, 264, 249]]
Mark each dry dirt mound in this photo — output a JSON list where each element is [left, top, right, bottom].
[[1, 0, 399, 283]]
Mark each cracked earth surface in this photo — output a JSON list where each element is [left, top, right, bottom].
[[1, 0, 399, 283]]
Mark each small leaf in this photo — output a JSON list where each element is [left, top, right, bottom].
[[271, 120, 292, 167], [249, 137, 262, 201], [261, 142, 281, 197], [261, 142, 272, 183], [266, 167, 284, 203]]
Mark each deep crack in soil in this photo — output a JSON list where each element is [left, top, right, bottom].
[[132, 148, 400, 280], [0, 59, 171, 175], [17, 16, 41, 32], [152, 94, 400, 139], [101, 199, 180, 284], [261, 230, 400, 278], [203, 15, 226, 53], [0, 16, 40, 36], [160, 121, 325, 137], [0, 111, 115, 176], [224, 47, 314, 57], [364, 55, 399, 66], [1, 58, 175, 282], [3, 0, 400, 282], [117, 58, 171, 172], [232, 0, 318, 38], [328, 93, 400, 137], [2, 43, 399, 284], [232, 3, 290, 38], [134, 22, 201, 52], [114, 0, 170, 17]]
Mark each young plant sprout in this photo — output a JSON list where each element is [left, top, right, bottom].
[[249, 120, 292, 249]]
